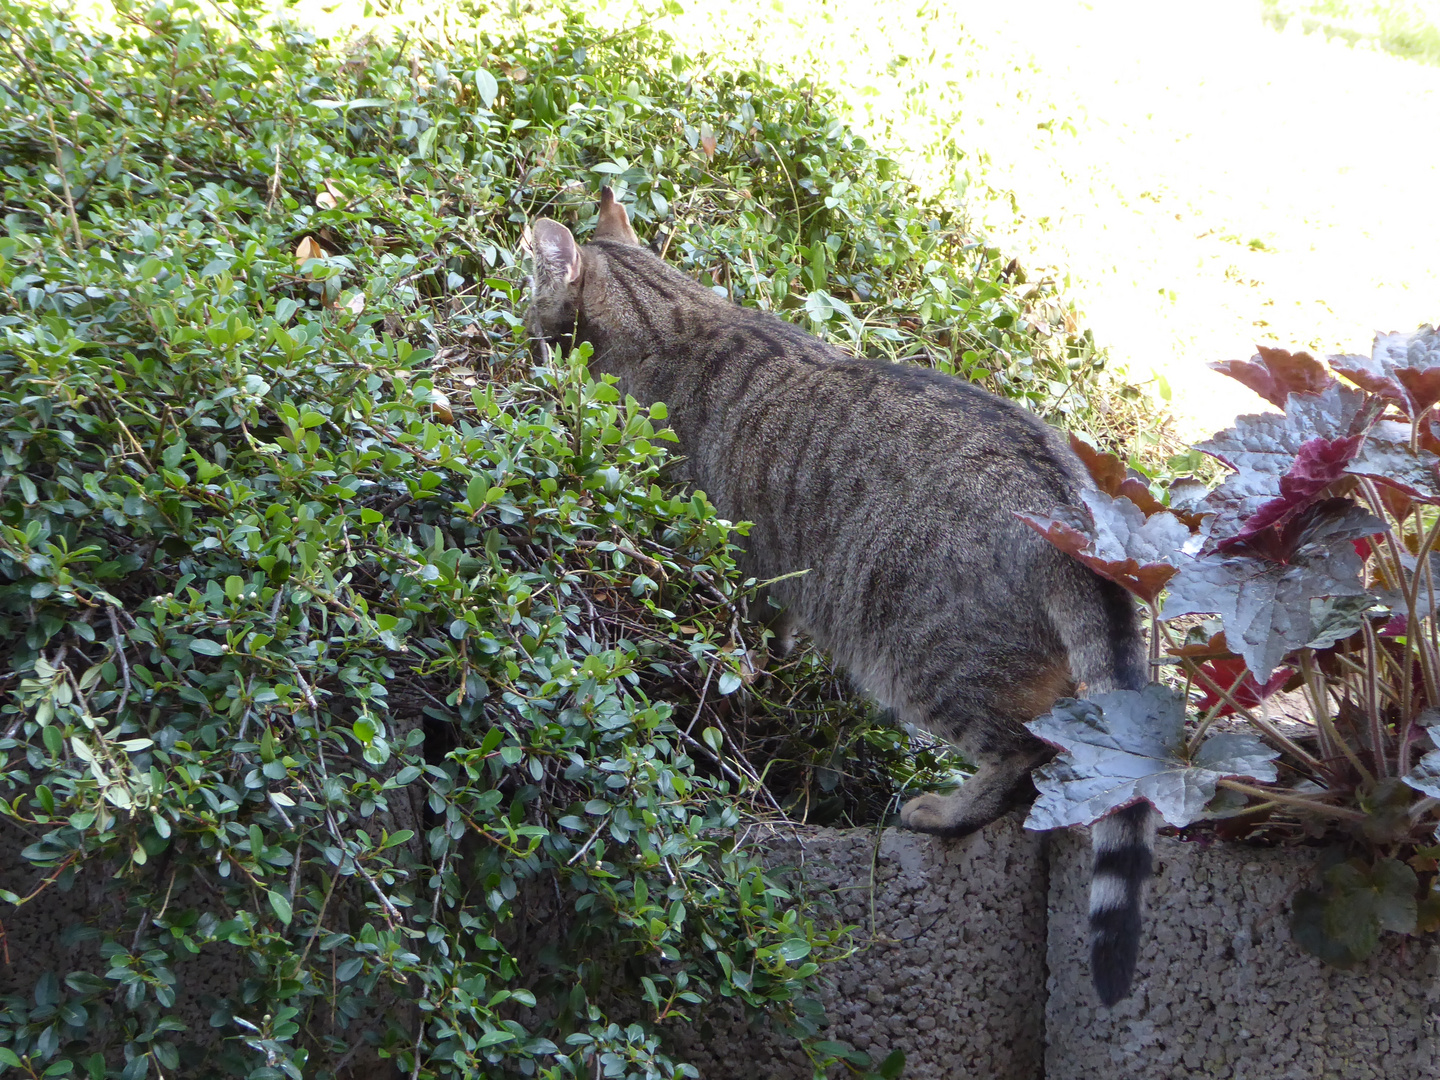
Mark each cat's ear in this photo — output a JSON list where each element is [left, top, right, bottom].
[[594, 186, 640, 245], [530, 219, 583, 287]]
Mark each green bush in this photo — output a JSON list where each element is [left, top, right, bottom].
[[0, 0, 1140, 1076]]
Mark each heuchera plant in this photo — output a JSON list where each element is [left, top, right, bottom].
[[1019, 328, 1440, 967]]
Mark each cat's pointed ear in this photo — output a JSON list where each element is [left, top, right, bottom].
[[531, 219, 583, 286], [594, 186, 640, 245]]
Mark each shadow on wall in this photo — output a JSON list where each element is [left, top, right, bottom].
[[4, 814, 1436, 1078], [677, 818, 1436, 1080]]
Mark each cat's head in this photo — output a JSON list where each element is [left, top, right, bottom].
[[526, 187, 639, 345]]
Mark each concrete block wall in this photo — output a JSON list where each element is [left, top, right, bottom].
[[668, 819, 1048, 1079], [677, 821, 1440, 1080], [1046, 831, 1440, 1079]]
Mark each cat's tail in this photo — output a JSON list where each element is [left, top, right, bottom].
[[1088, 801, 1155, 1006], [1048, 573, 1154, 1006]]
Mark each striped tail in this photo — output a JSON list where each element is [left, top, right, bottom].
[[1049, 571, 1155, 1004], [1088, 800, 1155, 1006]]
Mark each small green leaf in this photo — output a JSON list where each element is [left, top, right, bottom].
[[474, 68, 499, 107], [776, 938, 810, 961], [878, 1049, 906, 1080], [268, 890, 293, 925]]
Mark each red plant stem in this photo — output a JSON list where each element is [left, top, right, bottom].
[[1151, 618, 1258, 734], [1359, 479, 1438, 742], [1361, 618, 1389, 777], [1399, 714, 1418, 777], [1185, 662, 1254, 754], [1147, 600, 1162, 672], [1404, 500, 1440, 707], [1160, 623, 1328, 775], [1301, 652, 1375, 786], [1424, 515, 1440, 677]]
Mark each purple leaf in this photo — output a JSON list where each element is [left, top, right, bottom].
[[1330, 326, 1440, 417], [1162, 502, 1374, 680], [1223, 498, 1384, 564], [1345, 419, 1440, 504], [1210, 345, 1335, 409], [1215, 434, 1363, 549], [1024, 686, 1279, 830], [1198, 384, 1381, 548]]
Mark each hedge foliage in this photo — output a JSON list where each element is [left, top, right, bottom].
[[0, 0, 1135, 1077]]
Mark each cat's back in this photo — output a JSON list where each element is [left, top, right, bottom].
[[585, 237, 1088, 518], [694, 309, 1088, 521]]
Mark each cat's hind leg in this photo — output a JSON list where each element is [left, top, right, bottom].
[[898, 745, 1050, 837], [895, 658, 1069, 837]]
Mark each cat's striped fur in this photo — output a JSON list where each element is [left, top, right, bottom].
[[526, 188, 1156, 1005]]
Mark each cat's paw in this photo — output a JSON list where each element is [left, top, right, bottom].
[[899, 793, 985, 838]]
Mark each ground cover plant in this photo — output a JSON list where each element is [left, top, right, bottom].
[[0, 0, 1149, 1076], [1021, 330, 1440, 967]]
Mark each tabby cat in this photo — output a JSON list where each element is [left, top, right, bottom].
[[526, 188, 1154, 1006]]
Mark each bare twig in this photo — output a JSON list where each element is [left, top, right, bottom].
[[566, 816, 610, 866], [295, 865, 344, 973], [1302, 652, 1375, 786], [323, 810, 402, 928], [267, 132, 284, 212], [5, 37, 83, 247], [107, 605, 133, 705], [290, 660, 320, 713], [682, 661, 716, 738]]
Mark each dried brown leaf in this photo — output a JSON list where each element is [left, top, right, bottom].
[[294, 235, 324, 265]]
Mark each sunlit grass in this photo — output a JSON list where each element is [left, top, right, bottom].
[[610, 0, 1440, 439], [1263, 0, 1440, 65]]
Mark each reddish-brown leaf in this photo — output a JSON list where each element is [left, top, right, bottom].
[[1016, 490, 1191, 604], [1165, 629, 1236, 661], [1069, 432, 1126, 492], [1396, 368, 1440, 416], [1210, 345, 1335, 409], [1346, 419, 1440, 505], [1330, 327, 1440, 417], [1118, 477, 1169, 518], [1068, 434, 1173, 519]]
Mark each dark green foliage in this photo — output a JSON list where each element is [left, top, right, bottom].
[[1290, 855, 1419, 968], [0, 0, 1137, 1076]]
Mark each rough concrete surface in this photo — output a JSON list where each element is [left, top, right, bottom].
[[1046, 831, 1440, 1080], [669, 815, 1048, 1080]]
